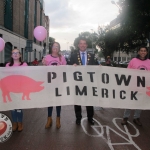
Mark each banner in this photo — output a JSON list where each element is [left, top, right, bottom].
[[0, 66, 150, 111]]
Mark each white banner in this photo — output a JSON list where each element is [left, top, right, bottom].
[[0, 66, 150, 111]]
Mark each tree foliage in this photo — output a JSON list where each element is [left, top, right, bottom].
[[97, 0, 150, 58], [49, 37, 55, 45], [48, 37, 55, 53], [73, 31, 98, 53], [118, 0, 150, 48], [70, 46, 77, 54]]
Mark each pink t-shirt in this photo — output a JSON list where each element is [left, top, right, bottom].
[[128, 58, 150, 70], [5, 62, 28, 67], [42, 54, 66, 66]]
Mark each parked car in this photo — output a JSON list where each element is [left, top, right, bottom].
[[101, 60, 105, 63], [122, 61, 129, 65], [119, 61, 123, 64], [113, 61, 118, 64]]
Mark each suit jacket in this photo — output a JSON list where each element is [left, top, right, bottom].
[[70, 51, 98, 65]]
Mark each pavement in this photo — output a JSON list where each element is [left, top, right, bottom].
[[0, 106, 150, 150]]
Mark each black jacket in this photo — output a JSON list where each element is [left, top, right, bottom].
[[69, 51, 98, 65]]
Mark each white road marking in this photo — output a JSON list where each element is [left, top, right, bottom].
[[81, 117, 141, 150]]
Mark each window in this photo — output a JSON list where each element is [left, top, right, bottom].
[[39, 0, 43, 9], [114, 57, 117, 61], [122, 57, 126, 61], [21, 48, 24, 60], [4, 0, 13, 31], [34, 49, 36, 59], [40, 9, 42, 26], [39, 0, 43, 26], [118, 57, 121, 61], [127, 57, 131, 61], [24, 0, 29, 38], [34, 0, 37, 43], [39, 52, 41, 60]]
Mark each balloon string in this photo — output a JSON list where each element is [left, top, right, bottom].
[[19, 0, 20, 51]]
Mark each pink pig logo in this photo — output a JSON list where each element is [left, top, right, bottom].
[[0, 75, 44, 103], [146, 87, 150, 97]]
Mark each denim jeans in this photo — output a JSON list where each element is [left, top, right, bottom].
[[123, 109, 142, 119], [48, 106, 61, 117], [11, 109, 23, 122]]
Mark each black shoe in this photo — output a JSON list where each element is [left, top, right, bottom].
[[88, 119, 94, 125], [133, 118, 142, 126], [121, 118, 128, 125], [76, 119, 81, 125]]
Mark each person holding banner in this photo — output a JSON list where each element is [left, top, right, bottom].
[[70, 38, 98, 125], [42, 42, 66, 129], [121, 46, 150, 126], [6, 49, 28, 132]]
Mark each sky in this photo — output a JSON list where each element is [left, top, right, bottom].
[[44, 0, 119, 50]]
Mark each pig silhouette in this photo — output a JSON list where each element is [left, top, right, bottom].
[[0, 75, 44, 103]]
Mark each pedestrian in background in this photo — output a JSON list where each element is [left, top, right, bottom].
[[42, 42, 66, 129], [32, 58, 39, 66], [121, 46, 150, 126], [6, 48, 28, 132], [105, 56, 111, 66]]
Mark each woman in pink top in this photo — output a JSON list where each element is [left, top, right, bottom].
[[42, 42, 66, 129], [6, 49, 27, 132], [121, 46, 150, 126]]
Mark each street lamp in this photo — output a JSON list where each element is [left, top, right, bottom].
[[111, 1, 122, 11]]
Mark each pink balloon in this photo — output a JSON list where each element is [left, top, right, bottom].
[[33, 26, 47, 41], [0, 37, 5, 52]]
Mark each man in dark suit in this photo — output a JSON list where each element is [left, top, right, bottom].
[[70, 38, 98, 125]]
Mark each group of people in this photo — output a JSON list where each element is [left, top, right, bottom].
[[3, 37, 150, 132]]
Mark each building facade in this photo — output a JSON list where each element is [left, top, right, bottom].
[[113, 51, 136, 62], [0, 0, 50, 63]]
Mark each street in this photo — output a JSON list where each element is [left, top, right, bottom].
[[0, 106, 150, 150]]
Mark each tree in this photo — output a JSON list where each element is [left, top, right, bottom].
[[98, 50, 104, 58], [97, 0, 150, 58], [73, 31, 99, 53], [97, 26, 119, 58], [49, 37, 55, 53], [118, 0, 150, 49], [70, 46, 77, 54], [49, 37, 55, 46]]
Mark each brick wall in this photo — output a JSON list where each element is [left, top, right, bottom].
[[44, 15, 50, 49], [37, 1, 41, 26], [28, 0, 35, 40], [13, 0, 25, 36], [0, 0, 48, 46], [0, 0, 4, 26]]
